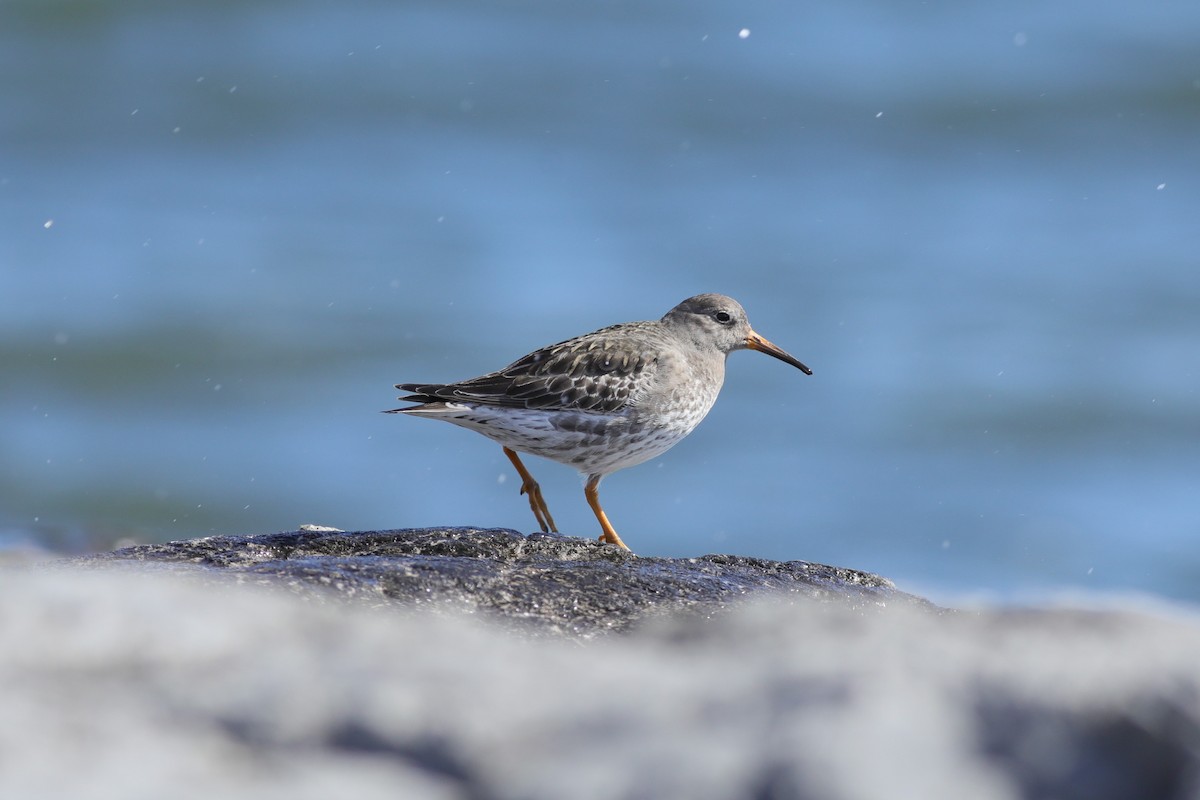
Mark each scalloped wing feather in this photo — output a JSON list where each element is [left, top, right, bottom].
[[397, 324, 659, 413]]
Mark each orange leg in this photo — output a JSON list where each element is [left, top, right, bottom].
[[503, 447, 557, 533], [585, 474, 631, 551]]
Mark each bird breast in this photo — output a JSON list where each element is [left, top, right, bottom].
[[634, 347, 726, 436]]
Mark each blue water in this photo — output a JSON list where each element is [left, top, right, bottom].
[[2, 0, 1198, 604]]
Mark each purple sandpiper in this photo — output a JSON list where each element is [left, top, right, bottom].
[[387, 293, 811, 552]]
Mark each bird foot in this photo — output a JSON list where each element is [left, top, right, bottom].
[[503, 447, 558, 534], [519, 478, 558, 534], [597, 531, 631, 551]]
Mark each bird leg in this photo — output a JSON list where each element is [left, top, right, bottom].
[[503, 447, 557, 533], [584, 474, 631, 551]]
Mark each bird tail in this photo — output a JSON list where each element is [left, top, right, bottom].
[[384, 382, 449, 413]]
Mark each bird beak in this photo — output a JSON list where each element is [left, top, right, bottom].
[[745, 331, 813, 375]]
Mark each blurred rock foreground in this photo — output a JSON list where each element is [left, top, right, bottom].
[[4, 528, 1200, 800]]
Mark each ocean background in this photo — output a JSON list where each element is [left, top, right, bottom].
[[2, 0, 1197, 605]]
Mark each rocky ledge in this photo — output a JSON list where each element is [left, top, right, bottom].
[[74, 526, 929, 636], [8, 527, 1200, 799]]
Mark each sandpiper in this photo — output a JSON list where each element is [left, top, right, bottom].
[[387, 293, 811, 552]]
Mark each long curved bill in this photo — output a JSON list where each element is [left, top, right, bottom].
[[746, 330, 813, 375]]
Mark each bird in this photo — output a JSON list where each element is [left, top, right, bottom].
[[386, 293, 811, 552]]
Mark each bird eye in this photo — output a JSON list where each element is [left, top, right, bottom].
[[714, 311, 733, 324]]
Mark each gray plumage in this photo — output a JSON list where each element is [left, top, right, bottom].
[[388, 294, 811, 551]]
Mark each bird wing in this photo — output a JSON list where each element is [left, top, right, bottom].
[[397, 324, 657, 413]]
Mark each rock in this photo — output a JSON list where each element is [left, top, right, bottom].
[[3, 560, 1200, 800], [71, 526, 929, 637]]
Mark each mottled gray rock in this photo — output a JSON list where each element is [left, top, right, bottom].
[[3, 565, 1200, 800], [73, 526, 928, 636]]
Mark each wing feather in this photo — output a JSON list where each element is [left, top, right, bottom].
[[395, 324, 659, 413]]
